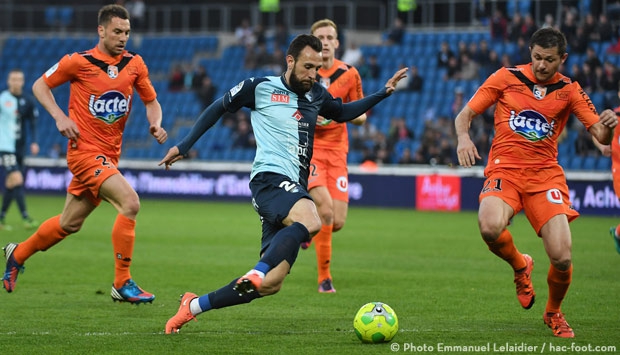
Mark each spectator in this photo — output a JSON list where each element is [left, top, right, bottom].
[[597, 14, 614, 42], [273, 22, 289, 49], [520, 14, 537, 40], [560, 11, 578, 45], [584, 46, 602, 71], [385, 17, 404, 45], [444, 56, 460, 80], [235, 18, 255, 47], [387, 117, 414, 148], [541, 13, 555, 29], [364, 54, 380, 79], [341, 41, 363, 67], [512, 36, 531, 65], [196, 76, 217, 107], [451, 87, 466, 117], [507, 12, 524, 42], [231, 116, 256, 149], [168, 64, 185, 92], [490, 9, 508, 42], [407, 65, 424, 91], [268, 47, 286, 74], [475, 39, 491, 67], [397, 147, 415, 164], [191, 65, 208, 91], [457, 53, 480, 80], [582, 13, 598, 41], [126, 0, 145, 30], [437, 41, 455, 68], [569, 26, 588, 55], [481, 49, 501, 77]]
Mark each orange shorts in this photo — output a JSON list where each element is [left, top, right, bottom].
[[66, 150, 120, 206], [308, 149, 349, 202], [479, 166, 579, 234]]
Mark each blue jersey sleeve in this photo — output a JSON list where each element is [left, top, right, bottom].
[[321, 87, 389, 122]]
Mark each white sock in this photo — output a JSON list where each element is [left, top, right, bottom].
[[189, 298, 203, 316]]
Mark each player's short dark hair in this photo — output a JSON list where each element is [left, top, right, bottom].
[[98, 4, 130, 26], [287, 34, 322, 60], [530, 27, 567, 56]]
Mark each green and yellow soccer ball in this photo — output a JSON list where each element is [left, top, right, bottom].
[[353, 302, 398, 343]]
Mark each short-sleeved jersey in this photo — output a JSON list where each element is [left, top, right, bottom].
[[223, 75, 344, 188], [467, 63, 600, 174], [41, 46, 156, 158], [0, 90, 19, 153], [314, 59, 364, 153]]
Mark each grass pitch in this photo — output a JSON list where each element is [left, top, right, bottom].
[[0, 195, 618, 354]]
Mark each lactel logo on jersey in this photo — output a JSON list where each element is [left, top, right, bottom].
[[89, 91, 131, 124], [509, 110, 555, 142]]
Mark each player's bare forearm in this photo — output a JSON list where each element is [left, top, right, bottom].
[[590, 109, 618, 145]]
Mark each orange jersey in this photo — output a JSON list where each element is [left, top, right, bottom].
[[611, 107, 620, 197], [42, 46, 156, 158], [314, 59, 364, 152], [467, 64, 599, 175]]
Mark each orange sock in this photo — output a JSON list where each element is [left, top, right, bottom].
[[112, 214, 136, 289], [546, 264, 572, 314], [314, 223, 333, 283], [13, 215, 69, 265], [484, 229, 526, 271], [615, 225, 620, 238]]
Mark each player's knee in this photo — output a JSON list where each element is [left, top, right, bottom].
[[60, 220, 83, 234], [121, 196, 141, 217], [332, 219, 345, 232], [478, 222, 503, 242], [550, 256, 572, 271]]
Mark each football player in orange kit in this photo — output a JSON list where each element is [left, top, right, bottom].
[[593, 88, 620, 254], [303, 19, 367, 293], [1, 4, 167, 304], [455, 27, 617, 338]]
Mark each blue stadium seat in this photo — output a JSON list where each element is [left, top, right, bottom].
[[595, 156, 611, 171], [582, 156, 596, 170], [569, 156, 584, 170]]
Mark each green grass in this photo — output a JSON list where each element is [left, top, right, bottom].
[[0, 195, 619, 354]]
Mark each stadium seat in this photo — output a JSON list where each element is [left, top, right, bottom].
[[582, 156, 596, 170], [569, 156, 584, 170], [595, 157, 611, 171]]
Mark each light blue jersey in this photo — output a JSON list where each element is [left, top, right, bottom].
[[223, 76, 339, 187], [0, 90, 18, 153]]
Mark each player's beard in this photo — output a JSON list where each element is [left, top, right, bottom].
[[288, 65, 313, 96]]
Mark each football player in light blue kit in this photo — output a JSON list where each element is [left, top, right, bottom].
[[0, 69, 38, 230], [161, 34, 408, 334]]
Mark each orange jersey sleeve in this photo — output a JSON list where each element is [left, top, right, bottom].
[[612, 107, 620, 177], [42, 46, 156, 158], [467, 64, 600, 172], [314, 59, 364, 152]]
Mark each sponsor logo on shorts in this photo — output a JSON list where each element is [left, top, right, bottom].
[[547, 188, 563, 204], [337, 176, 348, 192]]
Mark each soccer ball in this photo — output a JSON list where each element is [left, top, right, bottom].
[[353, 302, 398, 343]]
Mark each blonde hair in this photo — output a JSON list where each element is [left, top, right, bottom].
[[311, 19, 337, 37]]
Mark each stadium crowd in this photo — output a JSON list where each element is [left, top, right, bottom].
[[156, 1, 619, 169]]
